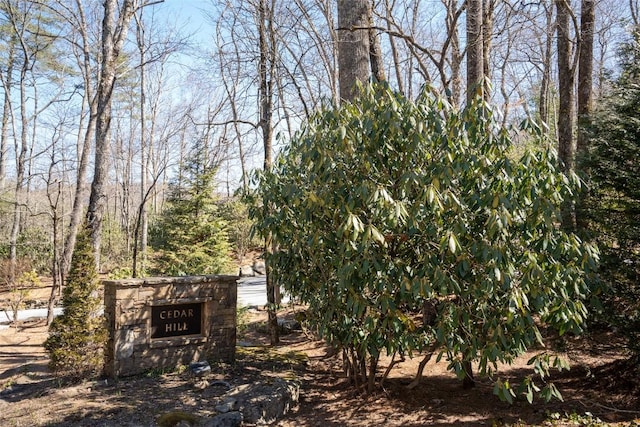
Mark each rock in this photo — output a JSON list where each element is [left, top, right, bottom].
[[202, 411, 243, 427], [156, 411, 199, 427], [214, 397, 237, 413], [277, 318, 302, 334], [210, 380, 232, 390], [223, 379, 300, 425], [239, 265, 254, 277], [190, 361, 211, 376], [252, 260, 266, 275]]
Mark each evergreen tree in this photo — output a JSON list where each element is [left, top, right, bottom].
[[44, 225, 107, 379], [587, 28, 640, 359], [150, 142, 232, 276]]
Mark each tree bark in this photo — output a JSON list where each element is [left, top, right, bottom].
[[482, 0, 494, 98], [556, 0, 576, 173], [448, 0, 463, 105], [556, 0, 577, 230], [466, 0, 484, 101], [368, 1, 386, 83], [576, 0, 595, 230], [577, 0, 595, 158], [539, 3, 554, 128], [337, 0, 370, 102]]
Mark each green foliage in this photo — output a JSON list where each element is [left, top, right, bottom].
[[16, 227, 53, 274], [249, 82, 598, 398], [586, 28, 640, 359], [100, 216, 131, 274], [545, 411, 608, 427], [218, 198, 262, 263], [0, 227, 53, 275], [149, 142, 233, 276], [44, 225, 107, 379]]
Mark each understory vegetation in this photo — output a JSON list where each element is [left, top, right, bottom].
[[44, 226, 107, 379], [586, 29, 640, 360], [249, 83, 599, 400]]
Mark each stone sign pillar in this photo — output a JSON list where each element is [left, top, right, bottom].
[[103, 275, 238, 377]]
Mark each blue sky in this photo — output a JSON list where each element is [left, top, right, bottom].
[[155, 0, 214, 42]]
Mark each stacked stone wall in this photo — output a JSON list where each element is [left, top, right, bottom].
[[104, 275, 237, 377]]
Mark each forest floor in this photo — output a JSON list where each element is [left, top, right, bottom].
[[1, 286, 640, 427]]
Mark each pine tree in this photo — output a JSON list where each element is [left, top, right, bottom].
[[150, 142, 232, 276], [587, 28, 640, 358], [44, 225, 107, 379]]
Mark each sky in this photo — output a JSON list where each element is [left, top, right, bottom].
[[155, 0, 215, 43]]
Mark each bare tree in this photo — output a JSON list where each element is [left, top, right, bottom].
[[0, 35, 15, 191], [86, 0, 160, 268], [1, 0, 59, 285], [43, 0, 101, 282], [556, 0, 580, 230], [257, 0, 281, 345], [131, 6, 183, 276]]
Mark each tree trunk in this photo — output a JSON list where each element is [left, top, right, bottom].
[[463, 0, 485, 387], [556, 0, 577, 229], [258, 0, 279, 345], [384, 0, 404, 94], [448, 0, 463, 105], [337, 0, 370, 102], [0, 40, 14, 191], [86, 0, 137, 269], [576, 0, 595, 231], [577, 0, 594, 159], [556, 0, 576, 173], [368, 1, 385, 83], [466, 0, 484, 101], [47, 181, 63, 326], [539, 4, 554, 128], [134, 9, 148, 277], [482, 0, 494, 98]]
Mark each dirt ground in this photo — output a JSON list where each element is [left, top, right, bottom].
[[1, 290, 640, 426]]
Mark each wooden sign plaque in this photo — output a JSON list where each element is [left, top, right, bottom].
[[151, 302, 203, 339]]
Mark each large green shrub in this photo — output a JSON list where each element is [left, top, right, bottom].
[[250, 83, 599, 400], [587, 28, 640, 359], [44, 225, 107, 379]]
